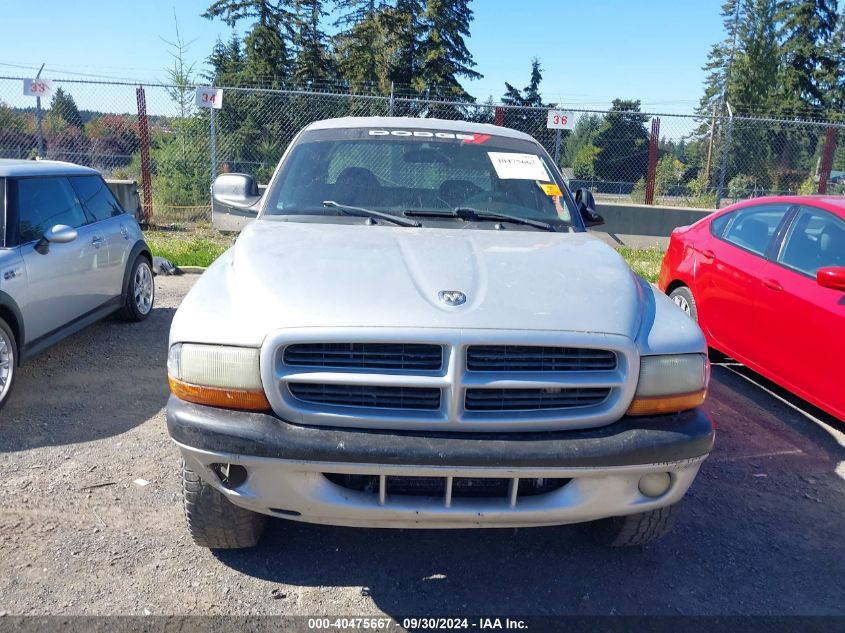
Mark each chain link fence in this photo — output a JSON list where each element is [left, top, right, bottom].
[[2, 74, 845, 227]]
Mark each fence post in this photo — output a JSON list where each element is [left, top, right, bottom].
[[34, 63, 45, 157], [553, 128, 562, 166], [388, 82, 395, 117], [644, 117, 660, 205], [715, 102, 734, 209], [704, 105, 717, 184], [135, 85, 153, 224], [494, 107, 504, 126], [817, 127, 838, 194], [210, 92, 218, 183]]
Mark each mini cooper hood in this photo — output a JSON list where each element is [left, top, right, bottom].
[[172, 219, 647, 346]]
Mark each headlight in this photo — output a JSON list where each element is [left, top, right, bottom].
[[626, 353, 709, 416], [167, 343, 270, 410]]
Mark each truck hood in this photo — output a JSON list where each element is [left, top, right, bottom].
[[172, 219, 645, 346]]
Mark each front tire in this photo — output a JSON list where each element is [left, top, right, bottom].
[[0, 318, 16, 411], [668, 285, 698, 322], [182, 460, 267, 549], [119, 255, 155, 322], [587, 503, 681, 547]]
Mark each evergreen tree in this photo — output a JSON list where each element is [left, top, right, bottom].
[[418, 0, 481, 101], [775, 0, 837, 114], [592, 99, 649, 185], [823, 8, 845, 114], [731, 0, 780, 114], [502, 59, 544, 108], [203, 1, 295, 87], [334, 0, 389, 92], [697, 0, 741, 117], [49, 88, 83, 129], [382, 0, 425, 92], [501, 59, 547, 140], [292, 0, 336, 87]]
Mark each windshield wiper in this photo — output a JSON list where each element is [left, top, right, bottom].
[[404, 207, 556, 232], [323, 200, 421, 227]]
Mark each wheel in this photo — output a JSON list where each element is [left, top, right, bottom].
[[587, 503, 681, 547], [668, 285, 698, 322], [0, 318, 16, 411], [181, 460, 267, 549], [118, 255, 155, 322]]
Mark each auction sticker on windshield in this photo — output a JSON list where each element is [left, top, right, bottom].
[[488, 152, 550, 180]]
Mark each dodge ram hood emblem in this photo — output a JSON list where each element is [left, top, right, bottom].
[[438, 290, 467, 306]]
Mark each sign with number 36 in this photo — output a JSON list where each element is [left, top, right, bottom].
[[23, 79, 53, 97], [196, 87, 223, 110], [547, 109, 574, 130]]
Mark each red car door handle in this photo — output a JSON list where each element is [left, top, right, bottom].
[[762, 278, 783, 291], [701, 249, 716, 259]]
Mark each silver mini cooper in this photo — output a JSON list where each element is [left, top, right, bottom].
[[0, 159, 154, 409]]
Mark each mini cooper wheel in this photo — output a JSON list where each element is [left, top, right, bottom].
[[0, 318, 16, 410], [119, 256, 155, 322], [668, 286, 698, 322]]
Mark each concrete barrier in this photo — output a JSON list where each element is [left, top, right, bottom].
[[591, 201, 713, 249], [105, 179, 144, 223]]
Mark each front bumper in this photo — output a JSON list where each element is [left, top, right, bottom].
[[168, 396, 714, 529]]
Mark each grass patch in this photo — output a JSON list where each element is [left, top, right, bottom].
[[144, 228, 231, 268], [617, 246, 666, 283]]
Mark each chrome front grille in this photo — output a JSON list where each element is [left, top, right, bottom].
[[466, 345, 617, 372], [464, 387, 611, 411], [267, 329, 636, 432], [284, 343, 443, 371], [288, 383, 441, 410], [323, 473, 570, 507]]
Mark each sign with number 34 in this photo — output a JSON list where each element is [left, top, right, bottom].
[[196, 87, 223, 110]]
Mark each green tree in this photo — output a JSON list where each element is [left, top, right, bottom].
[[592, 99, 649, 186], [334, 0, 389, 92], [49, 88, 83, 129], [697, 0, 741, 117], [418, 0, 481, 101], [501, 59, 547, 140], [162, 12, 197, 118], [203, 0, 295, 87], [292, 0, 336, 86], [382, 0, 425, 92], [776, 0, 837, 115], [562, 113, 601, 168]]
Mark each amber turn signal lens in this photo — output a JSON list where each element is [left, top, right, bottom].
[[626, 390, 706, 417], [168, 376, 271, 411]]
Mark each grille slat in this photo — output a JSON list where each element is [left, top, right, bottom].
[[284, 343, 443, 371], [465, 387, 610, 411], [324, 474, 570, 500], [289, 383, 441, 411], [467, 345, 616, 372]]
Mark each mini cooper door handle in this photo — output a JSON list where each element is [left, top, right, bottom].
[[91, 235, 105, 248], [762, 278, 783, 291]]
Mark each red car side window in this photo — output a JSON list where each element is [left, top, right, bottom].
[[778, 207, 845, 277], [720, 204, 791, 257]]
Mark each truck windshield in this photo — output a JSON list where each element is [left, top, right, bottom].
[[264, 128, 576, 228]]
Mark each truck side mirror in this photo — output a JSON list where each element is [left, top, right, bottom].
[[574, 187, 604, 228], [211, 173, 262, 212]]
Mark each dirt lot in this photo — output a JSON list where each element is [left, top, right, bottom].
[[1, 274, 844, 617]]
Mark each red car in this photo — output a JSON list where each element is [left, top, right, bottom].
[[658, 195, 845, 421]]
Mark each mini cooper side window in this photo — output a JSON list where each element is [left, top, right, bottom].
[[778, 207, 845, 276], [721, 204, 790, 256], [69, 175, 125, 222], [15, 177, 89, 244]]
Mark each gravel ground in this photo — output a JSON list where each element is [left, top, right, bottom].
[[1, 274, 844, 617]]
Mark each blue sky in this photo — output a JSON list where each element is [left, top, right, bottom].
[[0, 0, 723, 113]]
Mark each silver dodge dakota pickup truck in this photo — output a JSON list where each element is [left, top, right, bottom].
[[166, 117, 714, 549]]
